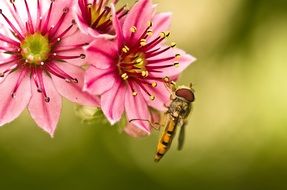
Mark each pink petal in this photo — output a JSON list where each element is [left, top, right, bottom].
[[101, 81, 126, 125], [0, 59, 16, 84], [51, 62, 99, 107], [85, 39, 118, 69], [125, 82, 151, 134], [124, 123, 149, 138], [55, 30, 94, 67], [47, 0, 74, 36], [83, 65, 117, 95], [123, 0, 154, 42], [28, 73, 62, 137], [0, 70, 31, 126], [149, 12, 172, 42], [111, 3, 124, 48], [140, 81, 170, 111]]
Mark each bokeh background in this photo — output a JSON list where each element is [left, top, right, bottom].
[[1, 0, 287, 189]]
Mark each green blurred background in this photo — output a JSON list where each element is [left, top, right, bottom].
[[1, 0, 287, 189]]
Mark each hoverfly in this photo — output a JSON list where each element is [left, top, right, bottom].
[[154, 82, 195, 162], [129, 82, 195, 162]]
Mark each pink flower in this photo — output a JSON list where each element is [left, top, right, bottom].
[[84, 0, 196, 134], [73, 0, 128, 39], [0, 0, 99, 136]]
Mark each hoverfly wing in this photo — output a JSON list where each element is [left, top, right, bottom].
[[177, 120, 187, 151]]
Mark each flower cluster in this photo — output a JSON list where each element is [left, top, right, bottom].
[[0, 0, 195, 137]]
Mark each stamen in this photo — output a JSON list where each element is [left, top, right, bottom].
[[11, 68, 27, 98], [36, 69, 50, 102], [24, 0, 34, 34], [46, 63, 78, 83], [49, 7, 70, 38], [0, 9, 24, 40], [42, 0, 54, 34], [147, 56, 176, 64]]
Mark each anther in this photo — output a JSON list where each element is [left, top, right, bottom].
[[72, 78, 78, 83], [130, 26, 137, 33], [141, 70, 149, 77], [147, 29, 153, 36], [122, 46, 130, 53], [135, 57, 144, 65], [150, 95, 155, 101], [80, 54, 86, 59], [140, 39, 147, 46], [171, 42, 176, 48], [147, 21, 153, 28], [0, 73, 4, 77], [57, 38, 61, 42], [160, 32, 170, 38], [11, 92, 16, 98], [175, 54, 181, 59], [132, 91, 138, 96], [163, 76, 170, 82], [63, 7, 69, 13], [45, 97, 50, 103], [40, 62, 45, 66], [121, 73, 128, 80], [174, 62, 180, 68], [87, 3, 92, 8], [151, 82, 157, 88]]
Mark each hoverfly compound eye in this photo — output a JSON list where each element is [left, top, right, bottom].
[[175, 88, 195, 102]]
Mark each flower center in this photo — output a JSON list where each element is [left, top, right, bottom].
[[21, 33, 51, 65], [118, 49, 149, 81]]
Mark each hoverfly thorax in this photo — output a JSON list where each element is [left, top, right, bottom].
[[168, 86, 195, 119]]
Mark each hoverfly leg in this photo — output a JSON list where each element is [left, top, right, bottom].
[[128, 119, 163, 130]]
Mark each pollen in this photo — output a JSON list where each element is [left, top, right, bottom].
[[150, 95, 155, 101], [132, 91, 138, 96]]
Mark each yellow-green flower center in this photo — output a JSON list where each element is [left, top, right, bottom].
[[21, 33, 51, 65], [119, 48, 149, 81]]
